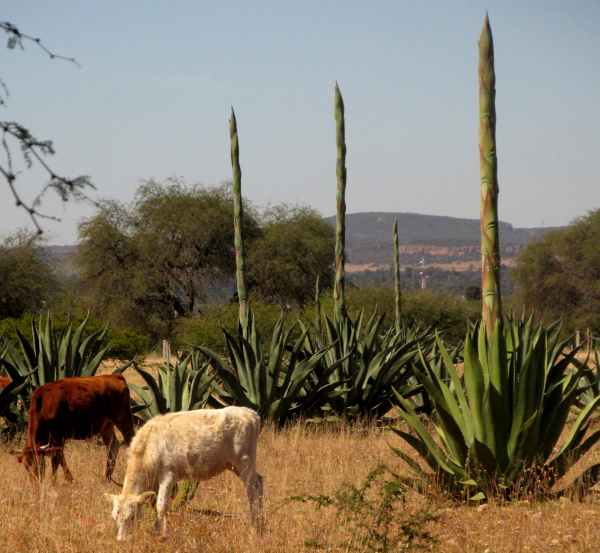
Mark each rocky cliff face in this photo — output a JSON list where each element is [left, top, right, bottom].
[[346, 243, 523, 273]]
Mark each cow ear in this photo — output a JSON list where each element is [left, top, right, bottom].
[[8, 450, 23, 463], [135, 491, 156, 504], [104, 493, 118, 503]]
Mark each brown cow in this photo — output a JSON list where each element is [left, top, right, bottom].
[[13, 374, 135, 484], [0, 376, 11, 389]]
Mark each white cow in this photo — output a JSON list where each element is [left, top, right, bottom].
[[104, 406, 263, 540]]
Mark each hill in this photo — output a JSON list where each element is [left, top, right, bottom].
[[324, 212, 556, 271], [48, 212, 557, 297]]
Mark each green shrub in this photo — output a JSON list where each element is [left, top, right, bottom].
[[173, 301, 299, 355], [331, 287, 478, 346], [292, 464, 437, 552], [0, 311, 150, 360]]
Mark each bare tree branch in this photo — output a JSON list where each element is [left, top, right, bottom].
[[1, 22, 95, 234]]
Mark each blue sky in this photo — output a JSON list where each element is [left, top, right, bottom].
[[1, 1, 599, 244]]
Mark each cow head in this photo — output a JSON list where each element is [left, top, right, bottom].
[[10, 445, 62, 484], [104, 491, 155, 540]]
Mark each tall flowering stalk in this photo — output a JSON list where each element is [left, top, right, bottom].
[[479, 14, 502, 336], [315, 275, 322, 334], [230, 107, 249, 329], [393, 217, 401, 329], [334, 83, 347, 323]]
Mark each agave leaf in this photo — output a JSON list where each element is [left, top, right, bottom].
[[127, 382, 153, 408], [392, 391, 461, 475], [538, 371, 588, 461], [238, 331, 261, 403], [470, 437, 497, 476], [506, 409, 541, 481], [549, 428, 600, 482], [58, 323, 72, 379], [463, 333, 485, 442], [555, 395, 600, 459], [413, 365, 469, 465], [508, 336, 546, 456], [0, 349, 29, 382], [281, 324, 312, 393], [386, 440, 429, 478], [435, 333, 474, 442], [265, 316, 291, 402], [196, 345, 255, 409], [14, 327, 38, 375], [77, 327, 107, 371], [131, 364, 167, 415], [170, 360, 181, 412], [81, 345, 110, 378]]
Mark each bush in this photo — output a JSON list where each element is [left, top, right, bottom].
[[0, 311, 150, 360], [173, 301, 300, 354], [330, 286, 479, 346]]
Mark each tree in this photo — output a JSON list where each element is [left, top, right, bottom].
[[465, 284, 482, 301], [74, 179, 260, 338], [1, 22, 94, 234], [246, 204, 335, 308], [511, 208, 600, 332], [0, 230, 58, 318]]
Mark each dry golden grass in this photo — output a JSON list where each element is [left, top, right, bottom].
[[3, 419, 600, 552]]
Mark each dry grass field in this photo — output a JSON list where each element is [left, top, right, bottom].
[[2, 351, 600, 552], [3, 418, 600, 553]]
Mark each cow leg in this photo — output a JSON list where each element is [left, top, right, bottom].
[[50, 449, 73, 483], [235, 463, 264, 528], [115, 416, 135, 447], [155, 475, 175, 535], [100, 424, 119, 481], [245, 471, 264, 528]]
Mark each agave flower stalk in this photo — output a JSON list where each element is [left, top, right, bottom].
[[479, 14, 502, 336], [394, 217, 401, 329], [315, 275, 322, 334], [230, 107, 249, 329], [334, 83, 347, 324]]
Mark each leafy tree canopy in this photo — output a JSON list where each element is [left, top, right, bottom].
[[74, 178, 261, 338], [247, 203, 335, 308], [0, 229, 58, 318], [511, 208, 600, 332]]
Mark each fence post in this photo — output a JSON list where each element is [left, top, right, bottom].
[[163, 340, 171, 363], [587, 328, 591, 357]]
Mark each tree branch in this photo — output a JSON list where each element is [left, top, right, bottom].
[[1, 22, 94, 234]]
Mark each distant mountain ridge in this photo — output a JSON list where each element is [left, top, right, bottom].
[[323, 212, 554, 246], [49, 212, 557, 276], [323, 212, 557, 271]]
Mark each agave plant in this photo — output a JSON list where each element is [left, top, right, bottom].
[[200, 108, 342, 424], [0, 313, 111, 423], [196, 312, 342, 423], [390, 15, 600, 500], [124, 350, 215, 423], [0, 370, 34, 432], [391, 321, 600, 499], [300, 309, 427, 419]]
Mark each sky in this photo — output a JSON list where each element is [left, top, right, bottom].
[[1, 1, 599, 245]]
